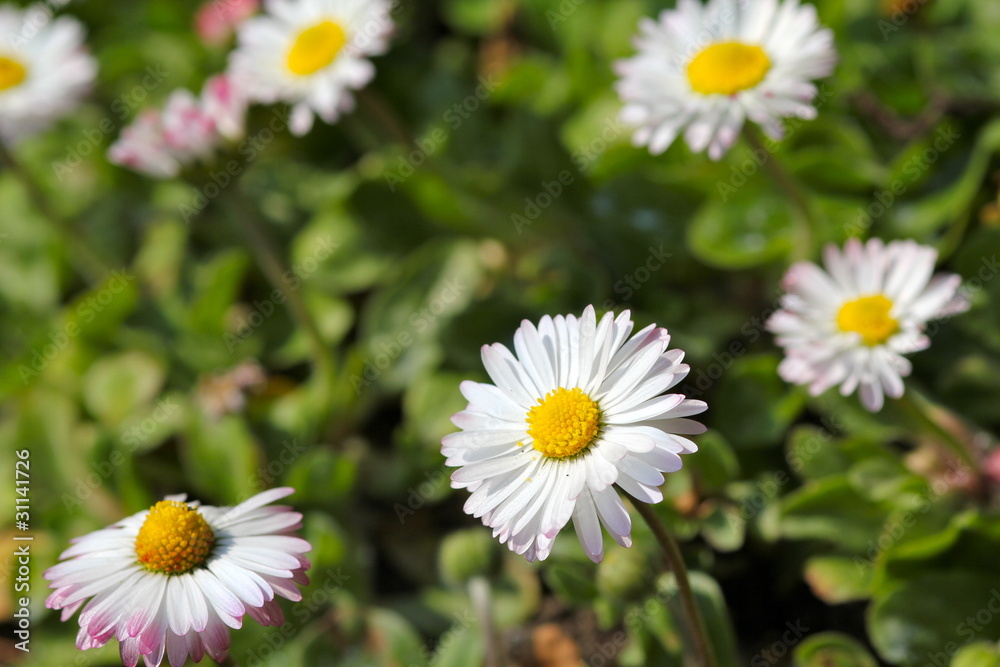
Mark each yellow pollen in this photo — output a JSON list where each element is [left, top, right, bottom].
[[527, 387, 600, 459], [0, 56, 27, 92], [287, 20, 347, 75], [134, 500, 215, 575], [837, 295, 899, 346], [686, 42, 771, 96]]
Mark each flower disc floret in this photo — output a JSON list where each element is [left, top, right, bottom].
[[686, 42, 771, 95], [527, 387, 601, 458], [0, 56, 26, 91], [287, 20, 346, 75], [134, 500, 215, 574], [837, 295, 898, 346]]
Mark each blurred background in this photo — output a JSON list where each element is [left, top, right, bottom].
[[2, 0, 1000, 665]]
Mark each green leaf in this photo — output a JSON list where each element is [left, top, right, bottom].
[[781, 476, 889, 552], [785, 425, 852, 480], [688, 190, 797, 269], [870, 572, 1000, 666], [793, 632, 878, 667], [951, 642, 1000, 667], [700, 502, 746, 553], [366, 608, 429, 667], [358, 239, 485, 390], [686, 430, 740, 491], [82, 351, 165, 426], [285, 447, 359, 505], [892, 119, 1000, 238], [804, 556, 873, 604], [713, 354, 805, 449], [442, 0, 516, 35], [183, 414, 259, 504], [544, 560, 599, 606], [430, 618, 484, 667], [187, 249, 250, 336]]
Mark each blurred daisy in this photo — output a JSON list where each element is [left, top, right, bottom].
[[228, 0, 394, 135], [195, 0, 260, 46], [767, 239, 969, 412], [45, 488, 311, 667], [442, 306, 707, 563], [109, 74, 247, 178], [0, 4, 97, 143], [614, 0, 837, 159]]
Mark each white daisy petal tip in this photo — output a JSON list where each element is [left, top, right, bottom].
[[443, 307, 705, 563], [45, 489, 312, 667], [614, 0, 837, 159], [770, 238, 967, 412]]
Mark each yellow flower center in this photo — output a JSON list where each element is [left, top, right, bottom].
[[0, 56, 27, 92], [836, 295, 899, 346], [134, 500, 215, 575], [527, 387, 601, 459], [686, 42, 771, 96], [287, 20, 347, 76]]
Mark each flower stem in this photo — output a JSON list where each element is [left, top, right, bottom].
[[223, 196, 335, 383], [895, 391, 980, 473], [741, 125, 817, 261], [0, 139, 111, 283], [468, 576, 502, 667], [632, 500, 718, 667]]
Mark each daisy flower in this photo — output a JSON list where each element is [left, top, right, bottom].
[[442, 306, 707, 563], [109, 74, 247, 178], [0, 4, 97, 144], [228, 0, 394, 136], [767, 238, 970, 412], [614, 0, 837, 159], [45, 488, 311, 667]]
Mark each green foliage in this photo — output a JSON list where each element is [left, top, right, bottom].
[[3, 0, 999, 665]]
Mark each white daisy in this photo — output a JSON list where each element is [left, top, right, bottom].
[[614, 0, 837, 160], [442, 306, 707, 563], [228, 0, 394, 136], [108, 74, 248, 178], [0, 4, 97, 143], [767, 238, 970, 412], [45, 488, 311, 667]]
